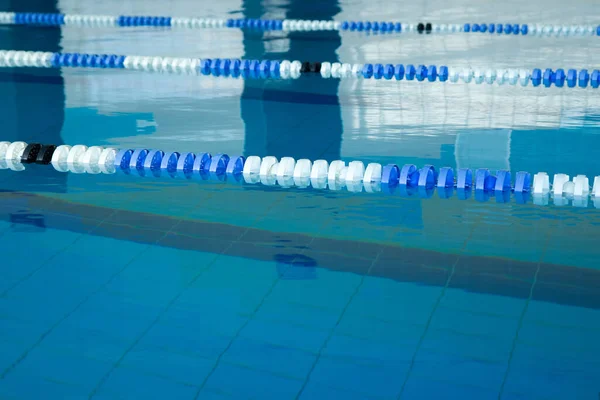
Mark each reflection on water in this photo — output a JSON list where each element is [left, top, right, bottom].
[[0, 0, 65, 192], [241, 0, 343, 160]]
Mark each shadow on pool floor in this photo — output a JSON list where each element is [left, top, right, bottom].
[[0, 190, 598, 310]]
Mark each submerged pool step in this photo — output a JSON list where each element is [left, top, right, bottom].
[[2, 141, 600, 207], [1, 50, 599, 89], [1, 12, 599, 38]]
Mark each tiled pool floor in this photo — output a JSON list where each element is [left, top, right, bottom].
[[1, 202, 599, 399]]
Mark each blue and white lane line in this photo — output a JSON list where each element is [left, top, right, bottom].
[[1, 141, 600, 207], [0, 12, 599, 36], [1, 50, 600, 88]]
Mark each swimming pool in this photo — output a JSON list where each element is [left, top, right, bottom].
[[1, 0, 600, 398]]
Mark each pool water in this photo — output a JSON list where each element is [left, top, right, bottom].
[[1, 0, 600, 399]]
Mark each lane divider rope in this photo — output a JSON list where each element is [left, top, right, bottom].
[[1, 12, 599, 37], [1, 50, 599, 88], [1, 141, 599, 208]]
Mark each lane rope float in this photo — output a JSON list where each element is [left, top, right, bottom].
[[1, 141, 599, 208], [1, 12, 599, 37], [1, 50, 599, 88]]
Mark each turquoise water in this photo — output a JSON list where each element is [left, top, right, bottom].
[[1, 0, 600, 399]]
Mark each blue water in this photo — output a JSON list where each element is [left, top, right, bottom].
[[1, 0, 600, 399]]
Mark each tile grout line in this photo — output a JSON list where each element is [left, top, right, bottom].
[[193, 183, 361, 399], [293, 250, 382, 400], [190, 191, 298, 399], [86, 243, 229, 399], [495, 267, 540, 400], [0, 226, 96, 298], [84, 190, 263, 399], [190, 263, 291, 399], [0, 202, 134, 379], [394, 258, 460, 399], [0, 235, 138, 379], [90, 188, 292, 399], [0, 194, 136, 299], [1, 187, 213, 382], [395, 210, 480, 399], [495, 231, 549, 400]]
